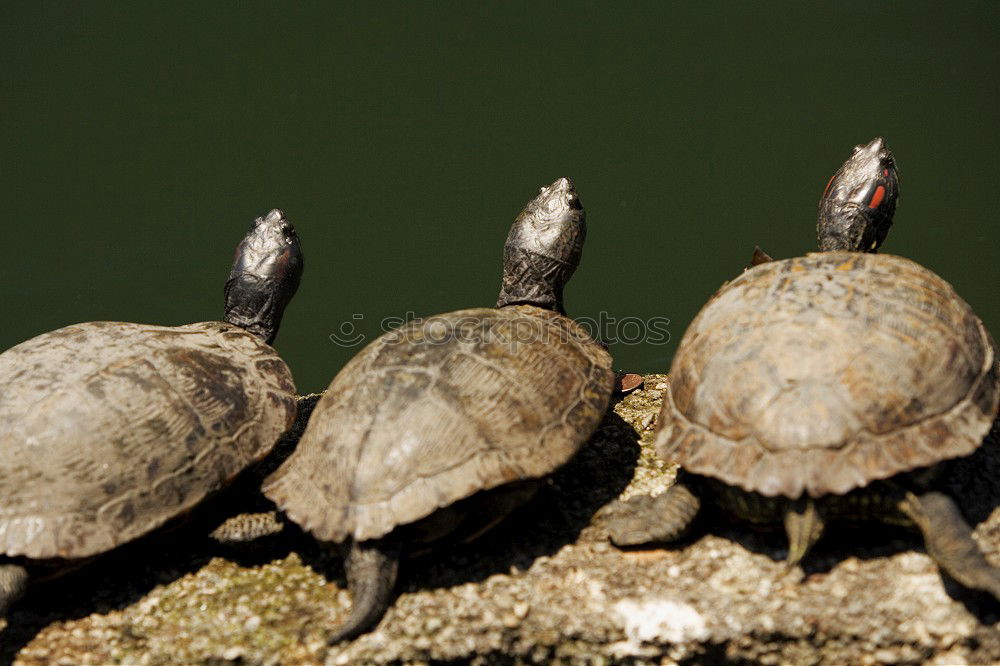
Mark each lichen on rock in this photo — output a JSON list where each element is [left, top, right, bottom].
[[3, 377, 999, 665]]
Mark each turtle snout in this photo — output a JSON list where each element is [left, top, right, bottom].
[[264, 209, 287, 224]]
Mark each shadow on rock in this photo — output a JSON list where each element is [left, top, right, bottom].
[[940, 423, 1000, 622], [0, 526, 221, 666], [604, 419, 1000, 625], [404, 408, 641, 593], [0, 396, 323, 666]]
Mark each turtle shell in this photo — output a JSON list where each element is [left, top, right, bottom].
[[658, 252, 999, 499], [0, 321, 296, 559], [264, 304, 613, 543]]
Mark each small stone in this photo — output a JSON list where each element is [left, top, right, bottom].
[[874, 648, 899, 663], [616, 373, 644, 393], [222, 646, 244, 661]]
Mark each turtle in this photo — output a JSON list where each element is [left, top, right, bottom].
[[0, 209, 304, 617], [262, 177, 615, 643], [604, 137, 1000, 600]]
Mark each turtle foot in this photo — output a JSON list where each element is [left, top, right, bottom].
[[601, 482, 701, 547], [900, 491, 1000, 600]]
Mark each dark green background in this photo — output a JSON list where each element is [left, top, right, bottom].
[[2, 2, 998, 392]]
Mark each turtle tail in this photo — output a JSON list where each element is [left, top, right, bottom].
[[783, 498, 826, 567], [327, 538, 400, 644], [209, 511, 287, 544], [899, 490, 1000, 600], [0, 563, 29, 617]]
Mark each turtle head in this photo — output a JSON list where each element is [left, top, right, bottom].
[[495, 177, 586, 314], [817, 137, 899, 253], [223, 209, 304, 344]]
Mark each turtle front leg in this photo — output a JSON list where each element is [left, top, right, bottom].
[[602, 481, 702, 547], [898, 490, 1000, 600], [327, 538, 400, 644], [0, 563, 28, 617]]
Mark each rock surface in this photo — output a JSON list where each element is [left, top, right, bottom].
[[2, 376, 999, 665]]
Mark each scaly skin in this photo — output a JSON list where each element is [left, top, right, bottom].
[[900, 491, 1000, 599], [327, 540, 400, 644], [0, 564, 28, 617], [209, 512, 287, 544], [604, 480, 701, 547]]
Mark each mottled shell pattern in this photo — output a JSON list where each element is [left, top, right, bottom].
[[0, 321, 296, 559], [264, 305, 614, 543], [658, 252, 999, 499]]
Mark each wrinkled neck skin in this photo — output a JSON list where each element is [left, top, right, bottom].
[[495, 247, 576, 315], [224, 275, 293, 345], [494, 177, 585, 314], [817, 200, 894, 253], [223, 209, 303, 346]]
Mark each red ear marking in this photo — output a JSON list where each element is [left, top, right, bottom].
[[822, 174, 835, 197], [883, 168, 889, 177], [868, 185, 886, 209], [276, 249, 291, 272]]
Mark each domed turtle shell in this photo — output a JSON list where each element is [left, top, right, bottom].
[[0, 320, 296, 559], [659, 251, 999, 499], [265, 304, 613, 543]]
